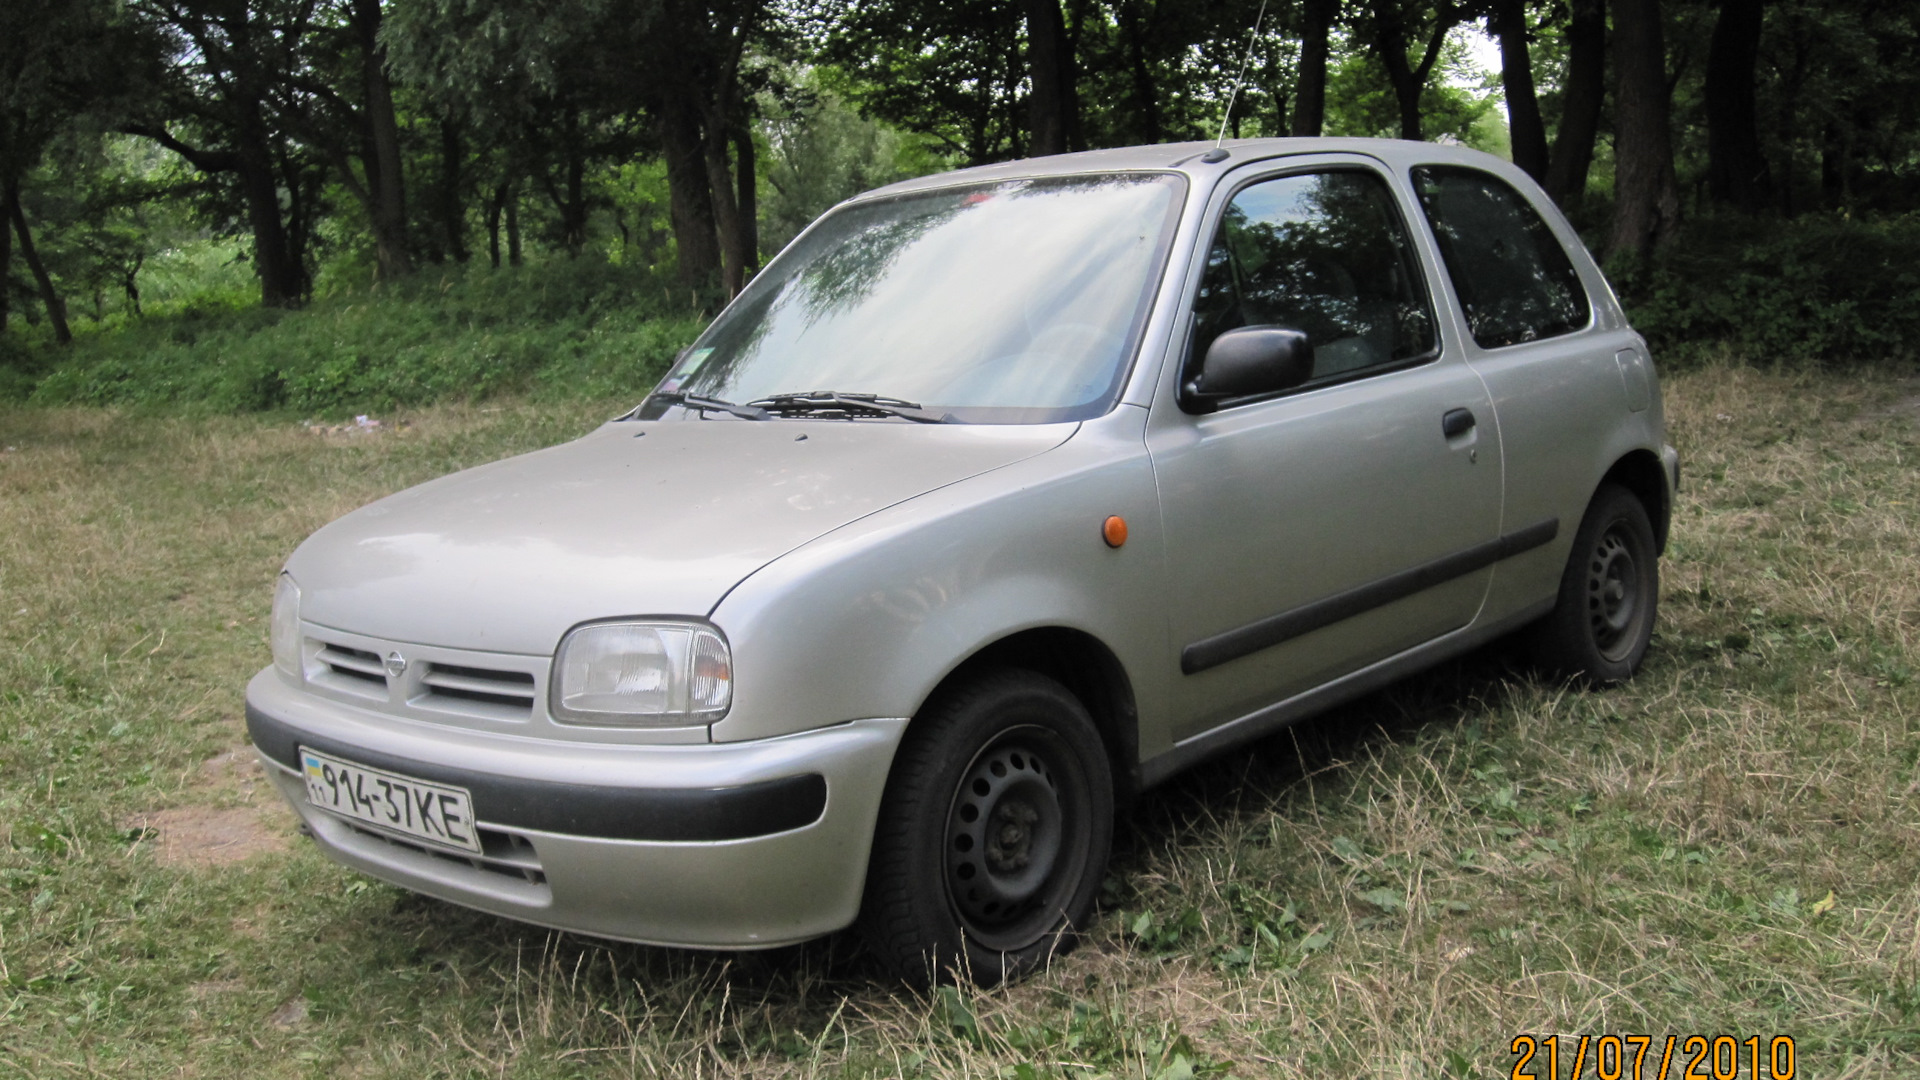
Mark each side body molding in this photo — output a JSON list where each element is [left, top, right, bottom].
[[1180, 518, 1560, 674]]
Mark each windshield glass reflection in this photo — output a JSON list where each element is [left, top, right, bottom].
[[641, 173, 1185, 424]]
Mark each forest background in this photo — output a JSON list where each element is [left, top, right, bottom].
[[1, 0, 1917, 414]]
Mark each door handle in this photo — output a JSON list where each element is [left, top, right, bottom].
[[1442, 408, 1476, 439]]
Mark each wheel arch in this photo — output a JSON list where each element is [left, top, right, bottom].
[[924, 627, 1142, 805], [1600, 448, 1671, 553]]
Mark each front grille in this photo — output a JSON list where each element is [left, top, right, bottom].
[[319, 643, 385, 683], [313, 641, 388, 699], [417, 662, 536, 720], [302, 631, 543, 725]]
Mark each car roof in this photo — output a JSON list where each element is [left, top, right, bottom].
[[854, 138, 1516, 202]]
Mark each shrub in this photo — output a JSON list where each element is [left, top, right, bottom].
[[1614, 211, 1920, 366]]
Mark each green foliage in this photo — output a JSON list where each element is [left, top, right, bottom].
[[1614, 212, 1920, 366], [759, 82, 952, 254], [25, 259, 703, 414], [1322, 28, 1503, 147]]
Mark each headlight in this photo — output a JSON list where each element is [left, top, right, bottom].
[[551, 621, 732, 725], [270, 574, 302, 679]]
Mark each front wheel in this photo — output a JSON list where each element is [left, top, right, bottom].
[[1531, 483, 1659, 685], [860, 668, 1114, 987]]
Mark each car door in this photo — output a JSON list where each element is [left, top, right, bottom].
[[1146, 161, 1505, 743], [1406, 164, 1645, 623]]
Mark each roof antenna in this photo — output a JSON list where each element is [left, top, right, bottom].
[[1214, 0, 1270, 152]]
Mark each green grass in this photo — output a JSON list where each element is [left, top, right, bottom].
[[2, 363, 1918, 1077], [9, 258, 703, 416]]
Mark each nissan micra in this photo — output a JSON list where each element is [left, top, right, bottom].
[[248, 138, 1679, 986]]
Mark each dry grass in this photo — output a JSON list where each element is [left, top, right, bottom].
[[1, 364, 1917, 1078]]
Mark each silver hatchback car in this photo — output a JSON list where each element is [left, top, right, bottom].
[[248, 138, 1678, 986]]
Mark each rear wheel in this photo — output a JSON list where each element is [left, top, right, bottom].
[[860, 668, 1113, 987], [1531, 483, 1659, 685]]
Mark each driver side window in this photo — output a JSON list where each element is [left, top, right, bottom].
[[1191, 170, 1436, 384]]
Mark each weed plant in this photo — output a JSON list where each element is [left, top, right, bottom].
[[0, 364, 1917, 1076]]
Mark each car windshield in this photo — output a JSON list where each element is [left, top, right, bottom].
[[639, 173, 1187, 424]]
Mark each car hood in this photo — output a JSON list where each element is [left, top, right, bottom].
[[289, 419, 1076, 655]]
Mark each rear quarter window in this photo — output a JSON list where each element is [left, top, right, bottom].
[[1411, 166, 1590, 348]]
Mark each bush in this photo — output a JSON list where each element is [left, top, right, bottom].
[[1614, 212, 1920, 366], [23, 258, 704, 415]]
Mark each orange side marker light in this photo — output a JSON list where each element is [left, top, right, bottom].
[[1102, 515, 1128, 548]]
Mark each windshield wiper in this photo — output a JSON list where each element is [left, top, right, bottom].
[[650, 391, 771, 421], [748, 391, 956, 424]]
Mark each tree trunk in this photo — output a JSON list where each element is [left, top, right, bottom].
[[1492, 0, 1548, 181], [6, 181, 72, 345], [1291, 0, 1337, 137], [568, 147, 588, 256], [486, 180, 505, 268], [703, 115, 747, 296], [1545, 0, 1605, 210], [241, 147, 304, 306], [1117, 1, 1163, 143], [353, 0, 413, 280], [506, 183, 522, 267], [1375, 33, 1424, 141], [1022, 0, 1073, 156], [124, 253, 144, 317], [1771, 37, 1810, 217], [440, 119, 469, 263], [0, 180, 11, 333], [1608, 0, 1681, 261], [548, 114, 589, 256], [659, 101, 722, 296], [734, 123, 759, 280], [1705, 0, 1770, 213], [1820, 118, 1846, 211]]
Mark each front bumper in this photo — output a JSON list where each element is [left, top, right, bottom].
[[246, 668, 907, 948]]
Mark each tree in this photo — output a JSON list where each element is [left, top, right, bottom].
[[1544, 0, 1604, 209], [124, 0, 327, 306], [385, 0, 780, 297], [1488, 0, 1547, 180], [1, 0, 135, 339], [1704, 0, 1770, 212], [819, 0, 1029, 165], [1608, 0, 1681, 259], [1291, 0, 1341, 136], [318, 0, 415, 280], [1358, 0, 1465, 141], [1023, 0, 1077, 154]]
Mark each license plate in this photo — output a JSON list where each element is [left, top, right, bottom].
[[299, 747, 481, 854]]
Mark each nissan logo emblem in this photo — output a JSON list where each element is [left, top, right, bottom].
[[385, 651, 408, 678]]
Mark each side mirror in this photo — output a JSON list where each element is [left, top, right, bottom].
[[1182, 326, 1315, 412]]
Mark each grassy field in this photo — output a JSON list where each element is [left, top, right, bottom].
[[1, 364, 1917, 1079]]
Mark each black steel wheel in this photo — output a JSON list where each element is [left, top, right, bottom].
[[1532, 483, 1659, 685], [860, 668, 1113, 987]]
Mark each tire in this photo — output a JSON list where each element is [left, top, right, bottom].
[[859, 668, 1114, 988], [1531, 483, 1659, 685]]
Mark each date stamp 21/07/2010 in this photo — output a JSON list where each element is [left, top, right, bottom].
[[1510, 1034, 1796, 1080]]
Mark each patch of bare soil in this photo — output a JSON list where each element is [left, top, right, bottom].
[[1862, 378, 1920, 424], [188, 978, 247, 1000], [124, 745, 293, 867], [128, 806, 289, 868], [199, 745, 268, 800], [267, 995, 310, 1029]]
